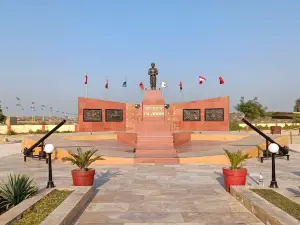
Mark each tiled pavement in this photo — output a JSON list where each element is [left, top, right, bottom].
[[1, 144, 300, 224], [75, 165, 264, 225]]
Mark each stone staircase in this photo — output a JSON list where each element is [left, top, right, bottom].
[[135, 125, 179, 163], [134, 89, 179, 164]]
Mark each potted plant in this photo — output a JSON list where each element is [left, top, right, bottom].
[[223, 149, 250, 192], [62, 148, 104, 186]]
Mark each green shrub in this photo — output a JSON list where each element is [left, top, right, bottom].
[[230, 121, 241, 131], [0, 174, 38, 210], [282, 124, 299, 130], [34, 129, 48, 134], [255, 125, 269, 130], [12, 189, 72, 225], [6, 130, 17, 135]]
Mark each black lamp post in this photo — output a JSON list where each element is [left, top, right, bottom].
[[45, 144, 55, 188], [268, 143, 279, 188]]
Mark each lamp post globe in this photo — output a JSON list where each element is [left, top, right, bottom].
[[45, 144, 55, 188], [268, 143, 279, 154], [268, 143, 279, 188], [45, 144, 54, 154]]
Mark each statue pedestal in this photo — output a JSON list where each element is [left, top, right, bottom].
[[135, 89, 172, 132], [134, 90, 179, 163]]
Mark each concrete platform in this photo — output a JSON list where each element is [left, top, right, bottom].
[[21, 132, 289, 165]]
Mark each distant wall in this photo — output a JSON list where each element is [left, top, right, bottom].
[[238, 122, 300, 128], [0, 124, 77, 134]]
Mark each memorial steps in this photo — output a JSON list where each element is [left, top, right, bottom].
[[134, 89, 180, 164]]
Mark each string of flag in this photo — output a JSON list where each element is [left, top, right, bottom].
[[83, 74, 225, 92]]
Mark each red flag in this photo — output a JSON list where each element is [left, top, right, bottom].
[[84, 74, 88, 84], [199, 76, 206, 84], [179, 81, 183, 91], [219, 76, 224, 84], [139, 82, 144, 90], [105, 79, 108, 89]]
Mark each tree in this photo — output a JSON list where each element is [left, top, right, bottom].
[[294, 98, 300, 112], [235, 97, 266, 121], [0, 106, 5, 124]]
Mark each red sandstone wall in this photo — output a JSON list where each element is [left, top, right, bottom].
[[173, 131, 192, 147], [125, 104, 143, 131], [167, 96, 230, 131], [79, 96, 229, 132], [117, 132, 137, 147], [78, 98, 126, 132]]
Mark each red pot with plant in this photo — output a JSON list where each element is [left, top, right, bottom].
[[223, 149, 250, 192], [62, 148, 104, 186]]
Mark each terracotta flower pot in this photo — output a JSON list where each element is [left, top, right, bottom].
[[71, 169, 95, 186], [223, 168, 247, 192]]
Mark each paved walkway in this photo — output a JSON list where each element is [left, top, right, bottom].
[[75, 165, 263, 225], [0, 143, 21, 158], [1, 143, 300, 224]]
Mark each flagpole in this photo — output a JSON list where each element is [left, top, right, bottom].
[[85, 83, 88, 98]]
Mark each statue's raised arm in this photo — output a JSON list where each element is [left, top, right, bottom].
[[148, 62, 158, 90]]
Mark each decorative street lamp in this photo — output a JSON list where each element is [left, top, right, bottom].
[[56, 110, 60, 120], [16, 97, 21, 119], [268, 143, 279, 188], [31, 102, 35, 121], [49, 106, 53, 122], [44, 144, 55, 188], [41, 105, 45, 121]]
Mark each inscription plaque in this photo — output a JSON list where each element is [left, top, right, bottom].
[[183, 109, 201, 121], [83, 109, 102, 122], [105, 109, 123, 122], [143, 105, 165, 117], [205, 108, 224, 121]]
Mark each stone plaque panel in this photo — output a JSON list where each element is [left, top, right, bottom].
[[143, 105, 165, 117], [183, 109, 201, 121], [205, 108, 224, 121], [105, 109, 123, 122], [83, 109, 102, 122]]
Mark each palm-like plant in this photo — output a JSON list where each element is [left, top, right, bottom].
[[61, 148, 104, 171], [0, 174, 38, 210], [224, 149, 250, 170]]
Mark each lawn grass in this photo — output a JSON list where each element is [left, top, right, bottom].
[[12, 189, 73, 225], [251, 188, 300, 221]]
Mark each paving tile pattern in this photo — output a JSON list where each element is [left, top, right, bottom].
[[75, 165, 263, 224], [1, 144, 300, 224]]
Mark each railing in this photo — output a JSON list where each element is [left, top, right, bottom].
[[23, 120, 66, 162], [241, 118, 290, 163]]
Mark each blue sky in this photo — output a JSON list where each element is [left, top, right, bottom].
[[0, 0, 299, 116]]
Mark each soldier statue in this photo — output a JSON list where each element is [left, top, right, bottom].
[[148, 62, 158, 90]]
